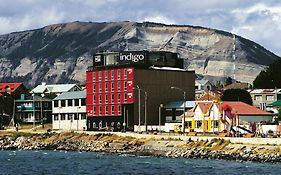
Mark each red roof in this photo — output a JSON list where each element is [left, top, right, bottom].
[[197, 102, 213, 114], [220, 101, 272, 116], [0, 83, 23, 96]]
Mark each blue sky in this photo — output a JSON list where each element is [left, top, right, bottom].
[[1, 0, 281, 56]]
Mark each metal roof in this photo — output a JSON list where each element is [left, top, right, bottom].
[[31, 84, 80, 94], [269, 100, 281, 106], [54, 91, 86, 100], [250, 89, 281, 94], [164, 101, 197, 108]]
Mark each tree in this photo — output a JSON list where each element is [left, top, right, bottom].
[[221, 89, 253, 105], [277, 108, 281, 123], [253, 59, 281, 88], [224, 77, 233, 87]]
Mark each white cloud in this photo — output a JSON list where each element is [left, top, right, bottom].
[[143, 16, 175, 24], [0, 0, 281, 55]]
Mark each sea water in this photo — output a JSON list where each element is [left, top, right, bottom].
[[0, 150, 279, 175]]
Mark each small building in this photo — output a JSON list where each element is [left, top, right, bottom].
[[15, 95, 52, 124], [181, 101, 273, 134], [250, 89, 281, 111], [0, 83, 29, 125], [163, 101, 197, 132], [52, 91, 86, 130], [195, 79, 213, 91]]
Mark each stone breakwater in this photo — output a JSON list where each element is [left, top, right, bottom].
[[0, 132, 281, 163]]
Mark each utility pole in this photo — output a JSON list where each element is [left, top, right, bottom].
[[171, 86, 187, 133]]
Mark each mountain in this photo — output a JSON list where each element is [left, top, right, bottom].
[[0, 21, 279, 87]]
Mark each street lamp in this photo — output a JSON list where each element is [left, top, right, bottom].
[[41, 93, 45, 128], [171, 86, 186, 133], [77, 106, 81, 131], [135, 85, 148, 133], [31, 93, 35, 128]]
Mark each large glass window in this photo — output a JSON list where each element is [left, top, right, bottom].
[[54, 114, 58, 120], [81, 99, 86, 106], [81, 114, 86, 120], [196, 121, 202, 128], [61, 100, 66, 107], [54, 100, 58, 107], [68, 99, 73, 106], [254, 95, 262, 101], [74, 114, 79, 120], [61, 114, 66, 120], [111, 70, 114, 80], [75, 99, 79, 106]]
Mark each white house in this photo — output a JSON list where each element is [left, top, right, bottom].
[[52, 91, 86, 130]]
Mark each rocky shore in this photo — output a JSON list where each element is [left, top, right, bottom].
[[0, 131, 281, 163]]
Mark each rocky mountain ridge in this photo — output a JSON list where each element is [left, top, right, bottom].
[[0, 21, 279, 87]]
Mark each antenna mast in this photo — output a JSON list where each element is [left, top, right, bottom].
[[232, 34, 236, 81]]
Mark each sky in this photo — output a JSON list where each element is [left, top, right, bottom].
[[1, 0, 281, 56]]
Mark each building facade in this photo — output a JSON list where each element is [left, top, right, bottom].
[[86, 51, 195, 131], [250, 89, 281, 111], [15, 95, 52, 124], [52, 91, 86, 130]]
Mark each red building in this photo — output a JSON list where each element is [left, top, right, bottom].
[[86, 51, 195, 131]]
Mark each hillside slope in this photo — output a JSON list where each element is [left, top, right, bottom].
[[0, 21, 279, 87]]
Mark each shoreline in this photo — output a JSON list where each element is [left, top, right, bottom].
[[0, 131, 281, 163]]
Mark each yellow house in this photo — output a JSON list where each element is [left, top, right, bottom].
[[182, 101, 225, 133]]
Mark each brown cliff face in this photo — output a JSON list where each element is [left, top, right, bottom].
[[0, 21, 279, 87]]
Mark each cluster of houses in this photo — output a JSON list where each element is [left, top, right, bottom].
[[0, 51, 280, 136], [0, 81, 280, 136]]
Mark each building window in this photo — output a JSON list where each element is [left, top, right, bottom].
[[93, 84, 96, 92], [124, 69, 127, 79], [99, 83, 102, 92], [105, 94, 108, 103], [44, 102, 49, 108], [99, 106, 102, 114], [186, 121, 192, 129], [93, 106, 96, 114], [111, 82, 114, 91], [111, 94, 114, 103], [54, 114, 58, 120], [54, 100, 58, 107], [104, 71, 108, 80], [196, 121, 202, 128], [117, 69, 121, 79], [111, 106, 115, 113], [67, 99, 73, 106], [105, 83, 108, 92], [124, 81, 127, 91], [75, 99, 79, 106], [81, 114, 86, 120], [93, 72, 96, 81], [124, 93, 127, 102], [81, 99, 86, 106], [105, 106, 108, 115], [118, 105, 121, 114], [93, 95, 96, 104], [61, 100, 66, 107], [74, 114, 79, 120], [213, 120, 219, 128], [98, 71, 102, 81], [266, 95, 274, 101], [118, 82, 121, 91], [254, 95, 262, 101], [99, 95, 102, 103], [118, 93, 121, 103], [111, 70, 114, 80], [68, 114, 73, 120], [61, 114, 66, 120]]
